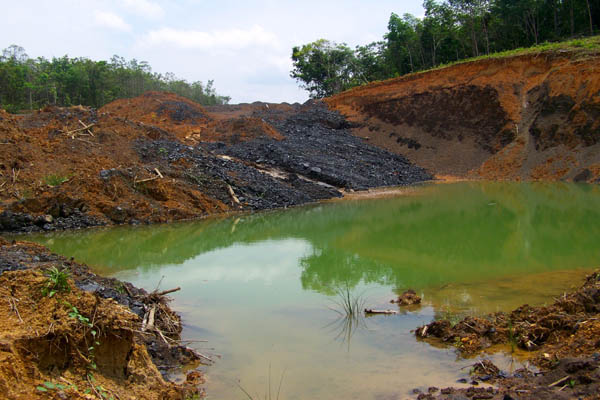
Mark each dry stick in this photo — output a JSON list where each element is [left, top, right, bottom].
[[155, 287, 181, 296], [154, 168, 163, 178], [364, 309, 398, 315], [135, 175, 159, 184], [146, 305, 156, 331], [548, 375, 570, 387], [78, 119, 94, 136], [9, 297, 23, 323], [63, 123, 96, 137], [86, 374, 103, 399], [227, 184, 240, 204]]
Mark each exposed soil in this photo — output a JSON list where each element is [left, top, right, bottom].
[[413, 271, 600, 399], [0, 237, 203, 399], [326, 48, 600, 182], [0, 93, 430, 233]]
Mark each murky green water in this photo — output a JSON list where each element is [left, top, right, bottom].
[[24, 182, 600, 399]]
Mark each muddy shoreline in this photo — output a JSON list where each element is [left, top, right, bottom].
[[412, 271, 600, 399]]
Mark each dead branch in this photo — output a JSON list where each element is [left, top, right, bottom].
[[154, 168, 163, 178], [155, 287, 181, 297], [63, 123, 96, 137], [227, 184, 240, 204], [8, 297, 23, 323], [78, 119, 94, 136], [364, 309, 398, 315], [548, 375, 570, 387]]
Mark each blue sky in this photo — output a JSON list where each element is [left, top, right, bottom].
[[2, 0, 424, 103]]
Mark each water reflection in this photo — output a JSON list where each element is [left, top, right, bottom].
[[24, 181, 600, 315]]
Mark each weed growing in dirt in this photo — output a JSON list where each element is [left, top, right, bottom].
[[36, 381, 77, 393], [43, 174, 70, 187], [41, 267, 70, 297]]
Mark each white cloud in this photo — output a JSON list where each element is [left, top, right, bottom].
[[140, 25, 280, 50], [122, 0, 164, 19], [93, 10, 132, 32]]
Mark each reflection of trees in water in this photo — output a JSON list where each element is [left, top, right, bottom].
[[29, 182, 600, 302]]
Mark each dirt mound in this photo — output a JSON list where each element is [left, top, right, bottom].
[[326, 47, 600, 182], [413, 272, 600, 399], [0, 237, 206, 399], [416, 271, 600, 358], [100, 92, 211, 142], [0, 93, 430, 233], [0, 270, 191, 399]]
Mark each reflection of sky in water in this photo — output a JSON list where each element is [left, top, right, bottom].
[[21, 182, 600, 399]]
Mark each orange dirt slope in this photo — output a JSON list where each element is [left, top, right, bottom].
[[326, 47, 600, 182]]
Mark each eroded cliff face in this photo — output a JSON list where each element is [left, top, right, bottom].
[[326, 50, 600, 182]]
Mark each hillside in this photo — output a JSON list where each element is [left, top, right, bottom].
[[326, 44, 600, 182], [0, 93, 429, 233]]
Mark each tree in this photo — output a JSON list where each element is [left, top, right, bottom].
[[291, 40, 361, 98]]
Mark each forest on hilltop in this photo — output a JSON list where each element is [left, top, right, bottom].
[[0, 45, 230, 113], [292, 0, 600, 97]]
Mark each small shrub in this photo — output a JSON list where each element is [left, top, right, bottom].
[[42, 266, 70, 297], [44, 174, 69, 187]]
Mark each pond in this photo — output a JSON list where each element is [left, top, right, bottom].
[[24, 182, 600, 399]]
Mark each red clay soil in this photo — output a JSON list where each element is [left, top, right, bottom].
[[0, 237, 204, 399], [326, 47, 600, 182], [100, 92, 283, 144], [0, 97, 231, 227]]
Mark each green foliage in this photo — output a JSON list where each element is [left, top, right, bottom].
[[36, 381, 73, 393], [41, 266, 70, 297], [291, 0, 600, 97], [43, 174, 69, 187], [291, 39, 364, 98], [0, 50, 230, 112]]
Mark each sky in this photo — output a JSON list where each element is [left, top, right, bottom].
[[1, 0, 424, 104]]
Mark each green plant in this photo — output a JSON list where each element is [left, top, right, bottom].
[[43, 174, 70, 187], [36, 381, 70, 392], [236, 365, 286, 400], [507, 319, 517, 354], [41, 266, 70, 297], [158, 147, 167, 154]]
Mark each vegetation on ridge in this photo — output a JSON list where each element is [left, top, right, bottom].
[[0, 46, 230, 113], [291, 0, 600, 97]]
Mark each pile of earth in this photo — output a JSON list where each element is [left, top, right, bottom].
[[0, 92, 431, 233], [326, 43, 600, 182], [412, 271, 600, 399], [0, 238, 203, 399]]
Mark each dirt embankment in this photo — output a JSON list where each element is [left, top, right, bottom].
[[0, 238, 203, 400], [412, 272, 600, 399], [0, 92, 430, 233], [326, 48, 600, 182]]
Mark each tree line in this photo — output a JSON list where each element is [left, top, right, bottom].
[[0, 45, 230, 113], [291, 0, 600, 98]]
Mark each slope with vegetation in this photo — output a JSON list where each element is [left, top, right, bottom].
[[292, 0, 600, 98], [326, 37, 600, 181]]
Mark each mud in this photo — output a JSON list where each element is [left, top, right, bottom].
[[0, 238, 203, 399], [0, 93, 430, 233], [414, 271, 600, 399], [326, 46, 600, 181]]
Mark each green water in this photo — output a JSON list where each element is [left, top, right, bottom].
[[24, 182, 600, 399]]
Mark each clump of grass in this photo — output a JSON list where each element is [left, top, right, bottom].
[[326, 285, 367, 350], [507, 319, 517, 353], [44, 174, 69, 187], [236, 364, 286, 400], [41, 266, 71, 297]]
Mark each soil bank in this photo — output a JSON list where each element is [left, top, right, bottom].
[[326, 46, 600, 183], [0, 238, 203, 399]]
